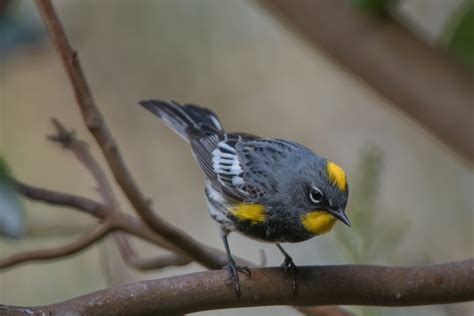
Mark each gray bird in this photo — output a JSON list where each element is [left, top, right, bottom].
[[139, 100, 350, 296]]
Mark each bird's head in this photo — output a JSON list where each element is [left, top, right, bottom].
[[290, 158, 350, 235]]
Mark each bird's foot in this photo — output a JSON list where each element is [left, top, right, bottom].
[[224, 261, 251, 297], [280, 256, 299, 295]]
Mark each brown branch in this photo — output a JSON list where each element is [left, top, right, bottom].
[[48, 120, 199, 270], [106, 209, 192, 261], [0, 222, 112, 269], [49, 118, 192, 271], [3, 260, 473, 315], [259, 0, 474, 163], [48, 117, 117, 208], [14, 180, 106, 218], [4, 179, 193, 269], [109, 210, 250, 267], [35, 0, 230, 270], [114, 233, 190, 271], [10, 180, 249, 268]]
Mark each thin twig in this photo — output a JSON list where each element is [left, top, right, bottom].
[[49, 118, 193, 271], [14, 180, 106, 218], [3, 180, 195, 269], [0, 222, 113, 269], [12, 180, 182, 254], [9, 180, 248, 267], [114, 234, 190, 271], [3, 260, 473, 315], [3, 180, 196, 269], [49, 117, 117, 208], [35, 0, 226, 269]]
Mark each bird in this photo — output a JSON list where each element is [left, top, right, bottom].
[[139, 99, 351, 296]]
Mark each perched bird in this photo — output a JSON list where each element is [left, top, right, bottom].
[[139, 100, 351, 296]]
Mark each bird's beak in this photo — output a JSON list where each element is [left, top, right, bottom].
[[331, 209, 351, 227]]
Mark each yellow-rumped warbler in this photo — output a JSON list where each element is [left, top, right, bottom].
[[139, 100, 350, 296]]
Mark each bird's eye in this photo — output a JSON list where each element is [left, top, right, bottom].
[[309, 187, 324, 204]]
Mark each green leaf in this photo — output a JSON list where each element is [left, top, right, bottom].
[[0, 155, 24, 239], [352, 0, 395, 14], [444, 1, 474, 67], [0, 156, 12, 178]]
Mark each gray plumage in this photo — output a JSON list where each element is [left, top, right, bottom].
[[139, 99, 349, 240]]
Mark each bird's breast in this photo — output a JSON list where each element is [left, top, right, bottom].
[[227, 203, 317, 243]]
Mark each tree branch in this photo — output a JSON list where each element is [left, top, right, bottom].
[[4, 180, 194, 269], [35, 0, 230, 270], [11, 116, 240, 271], [48, 117, 117, 208], [9, 180, 252, 268], [2, 260, 472, 315], [0, 222, 112, 270], [14, 180, 106, 218], [259, 0, 474, 163], [48, 118, 192, 271], [114, 233, 191, 271]]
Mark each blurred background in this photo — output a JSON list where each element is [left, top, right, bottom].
[[0, 0, 472, 315]]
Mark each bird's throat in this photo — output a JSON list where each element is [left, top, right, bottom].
[[301, 211, 337, 235]]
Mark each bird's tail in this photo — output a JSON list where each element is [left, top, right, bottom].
[[139, 99, 224, 142]]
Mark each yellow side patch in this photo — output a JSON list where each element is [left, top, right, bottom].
[[229, 203, 265, 224], [326, 161, 347, 191], [301, 211, 337, 235]]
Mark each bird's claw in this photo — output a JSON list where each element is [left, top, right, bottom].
[[280, 256, 299, 295], [224, 262, 251, 297], [236, 265, 251, 277]]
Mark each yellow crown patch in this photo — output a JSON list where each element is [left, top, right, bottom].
[[326, 161, 347, 191]]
